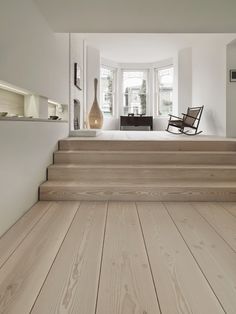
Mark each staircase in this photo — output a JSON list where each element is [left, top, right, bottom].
[[39, 138, 236, 201]]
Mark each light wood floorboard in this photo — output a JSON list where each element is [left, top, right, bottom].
[[137, 202, 224, 314], [166, 202, 236, 314], [0, 201, 79, 314], [96, 201, 161, 314], [1, 201, 236, 314], [219, 202, 236, 218], [0, 201, 51, 269], [192, 202, 236, 252], [31, 201, 107, 314]]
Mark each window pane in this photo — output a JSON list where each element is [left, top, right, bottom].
[[102, 92, 113, 115], [157, 67, 173, 116], [101, 67, 115, 116], [123, 71, 147, 115]]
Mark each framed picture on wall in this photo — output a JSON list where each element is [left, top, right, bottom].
[[74, 63, 82, 90], [230, 69, 236, 82]]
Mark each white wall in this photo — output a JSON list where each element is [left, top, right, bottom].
[[226, 39, 236, 137], [70, 34, 85, 130], [0, 0, 69, 104], [191, 37, 233, 136], [178, 48, 192, 114], [0, 0, 70, 236], [86, 46, 101, 126], [69, 39, 103, 130], [0, 121, 68, 236]]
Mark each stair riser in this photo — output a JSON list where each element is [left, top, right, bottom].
[[59, 140, 236, 152], [40, 186, 236, 202], [47, 168, 236, 182], [54, 152, 236, 165]]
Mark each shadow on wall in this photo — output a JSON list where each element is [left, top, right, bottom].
[[202, 109, 224, 136], [153, 117, 169, 131]]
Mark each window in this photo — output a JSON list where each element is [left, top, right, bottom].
[[156, 66, 174, 116], [100, 66, 116, 116], [122, 70, 148, 115]]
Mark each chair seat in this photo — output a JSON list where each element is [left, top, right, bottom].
[[169, 120, 183, 127]]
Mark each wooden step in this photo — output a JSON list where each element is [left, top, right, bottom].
[[54, 150, 236, 165], [59, 139, 236, 151], [39, 181, 236, 202], [47, 137, 236, 201], [47, 164, 236, 182]]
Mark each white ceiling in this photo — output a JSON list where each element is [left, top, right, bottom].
[[84, 34, 191, 63], [79, 34, 235, 63], [33, 0, 236, 33]]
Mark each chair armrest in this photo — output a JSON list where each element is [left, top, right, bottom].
[[168, 114, 182, 120], [182, 113, 200, 120]]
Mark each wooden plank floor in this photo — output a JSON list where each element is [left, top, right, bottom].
[[0, 201, 236, 314]]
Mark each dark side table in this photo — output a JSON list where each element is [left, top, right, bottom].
[[120, 116, 153, 130]]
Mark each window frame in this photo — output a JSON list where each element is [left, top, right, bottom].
[[100, 65, 117, 117], [154, 65, 174, 117], [121, 68, 150, 116]]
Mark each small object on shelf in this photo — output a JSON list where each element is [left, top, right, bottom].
[[128, 113, 134, 117], [7, 114, 18, 117], [49, 115, 59, 120], [0, 112, 8, 117]]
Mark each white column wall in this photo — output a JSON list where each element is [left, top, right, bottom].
[[226, 39, 236, 137]]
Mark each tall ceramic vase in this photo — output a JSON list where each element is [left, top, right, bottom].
[[88, 78, 103, 129]]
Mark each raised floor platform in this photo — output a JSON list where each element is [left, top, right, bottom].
[[40, 131, 236, 202], [65, 130, 236, 141]]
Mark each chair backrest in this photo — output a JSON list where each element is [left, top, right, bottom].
[[183, 106, 203, 127]]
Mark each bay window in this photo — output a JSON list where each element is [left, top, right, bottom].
[[100, 66, 116, 116], [100, 64, 175, 119], [122, 70, 148, 115], [155, 66, 174, 116]]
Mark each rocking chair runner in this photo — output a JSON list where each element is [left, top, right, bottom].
[[166, 106, 204, 135]]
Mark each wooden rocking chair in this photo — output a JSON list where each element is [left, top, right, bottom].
[[166, 106, 204, 135]]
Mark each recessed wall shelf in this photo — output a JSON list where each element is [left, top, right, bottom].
[[0, 81, 69, 122], [0, 117, 68, 123]]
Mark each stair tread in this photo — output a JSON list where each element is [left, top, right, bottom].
[[41, 180, 236, 188], [55, 150, 236, 154], [60, 137, 236, 142], [48, 164, 236, 169], [59, 138, 236, 152]]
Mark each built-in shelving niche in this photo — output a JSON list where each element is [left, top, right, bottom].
[[48, 102, 69, 121], [0, 85, 68, 121], [0, 88, 24, 117]]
